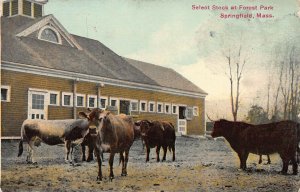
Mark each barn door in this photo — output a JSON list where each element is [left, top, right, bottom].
[[178, 106, 187, 135], [119, 100, 130, 115], [28, 90, 48, 120]]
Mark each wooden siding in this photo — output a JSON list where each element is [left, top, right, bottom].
[[1, 70, 205, 137]]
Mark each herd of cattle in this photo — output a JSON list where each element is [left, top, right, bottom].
[[17, 108, 300, 182]]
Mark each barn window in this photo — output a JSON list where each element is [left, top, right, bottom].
[[140, 100, 147, 112], [148, 101, 155, 112], [165, 103, 171, 114], [76, 94, 86, 107], [32, 94, 44, 109], [119, 100, 130, 115], [88, 95, 97, 108], [62, 92, 73, 107], [130, 100, 138, 112], [23, 0, 31, 16], [157, 102, 163, 113], [110, 97, 119, 108], [49, 91, 60, 106], [185, 107, 193, 120], [172, 104, 178, 114], [38, 26, 62, 44], [193, 106, 199, 116], [1, 85, 11, 102], [100, 96, 108, 109]]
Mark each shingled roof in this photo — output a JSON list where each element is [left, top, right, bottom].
[[2, 15, 206, 96]]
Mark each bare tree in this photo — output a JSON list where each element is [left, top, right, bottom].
[[224, 42, 248, 121]]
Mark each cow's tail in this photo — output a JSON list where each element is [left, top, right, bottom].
[[18, 122, 25, 157], [296, 123, 299, 164], [18, 140, 23, 157]]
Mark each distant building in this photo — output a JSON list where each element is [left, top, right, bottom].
[[1, 0, 207, 138]]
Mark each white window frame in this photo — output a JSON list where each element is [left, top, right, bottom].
[[99, 96, 108, 109], [76, 93, 86, 107], [1, 85, 11, 102], [148, 101, 156, 113], [172, 104, 178, 115], [48, 91, 60, 106], [62, 92, 73, 107], [193, 106, 199, 116], [109, 97, 119, 108], [165, 103, 171, 114], [140, 100, 147, 112], [185, 107, 193, 120], [157, 102, 163, 113], [87, 94, 97, 108], [130, 100, 139, 112], [38, 25, 62, 44]]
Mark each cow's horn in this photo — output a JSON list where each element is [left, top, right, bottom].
[[206, 114, 215, 122]]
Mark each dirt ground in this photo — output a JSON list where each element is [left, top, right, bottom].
[[1, 136, 300, 192]]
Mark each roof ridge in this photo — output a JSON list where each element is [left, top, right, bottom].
[[123, 57, 174, 70]]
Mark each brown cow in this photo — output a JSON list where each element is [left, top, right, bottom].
[[211, 119, 299, 175], [135, 120, 176, 162], [79, 109, 135, 181]]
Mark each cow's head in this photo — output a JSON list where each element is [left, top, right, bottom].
[[136, 120, 152, 138], [211, 119, 229, 138], [79, 108, 104, 126]]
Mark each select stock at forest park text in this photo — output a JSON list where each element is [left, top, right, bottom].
[[192, 5, 274, 11]]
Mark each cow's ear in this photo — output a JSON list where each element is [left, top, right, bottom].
[[78, 112, 89, 119], [135, 121, 141, 126]]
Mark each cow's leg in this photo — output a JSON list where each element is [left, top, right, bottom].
[[94, 147, 102, 181], [109, 153, 115, 181], [146, 146, 150, 162], [27, 140, 36, 164], [162, 146, 167, 162], [238, 151, 248, 170], [279, 153, 289, 175], [87, 145, 94, 162], [124, 150, 129, 176], [258, 155, 262, 164], [172, 144, 176, 161], [120, 152, 125, 175], [291, 154, 298, 175], [81, 144, 86, 161], [156, 145, 161, 162], [267, 155, 271, 164], [64, 140, 72, 163]]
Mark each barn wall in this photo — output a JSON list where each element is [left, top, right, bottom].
[[1, 70, 205, 137]]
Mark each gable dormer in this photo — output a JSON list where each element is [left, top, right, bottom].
[[2, 0, 47, 18], [16, 14, 83, 50]]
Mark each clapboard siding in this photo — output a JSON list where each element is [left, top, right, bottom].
[[1, 70, 205, 137]]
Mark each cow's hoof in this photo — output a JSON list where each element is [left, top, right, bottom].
[[121, 173, 127, 176], [280, 171, 288, 175], [32, 162, 38, 165], [109, 176, 114, 182], [96, 176, 102, 181], [293, 172, 298, 175], [87, 158, 93, 162]]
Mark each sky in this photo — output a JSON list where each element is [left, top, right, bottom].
[[45, 0, 300, 119]]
